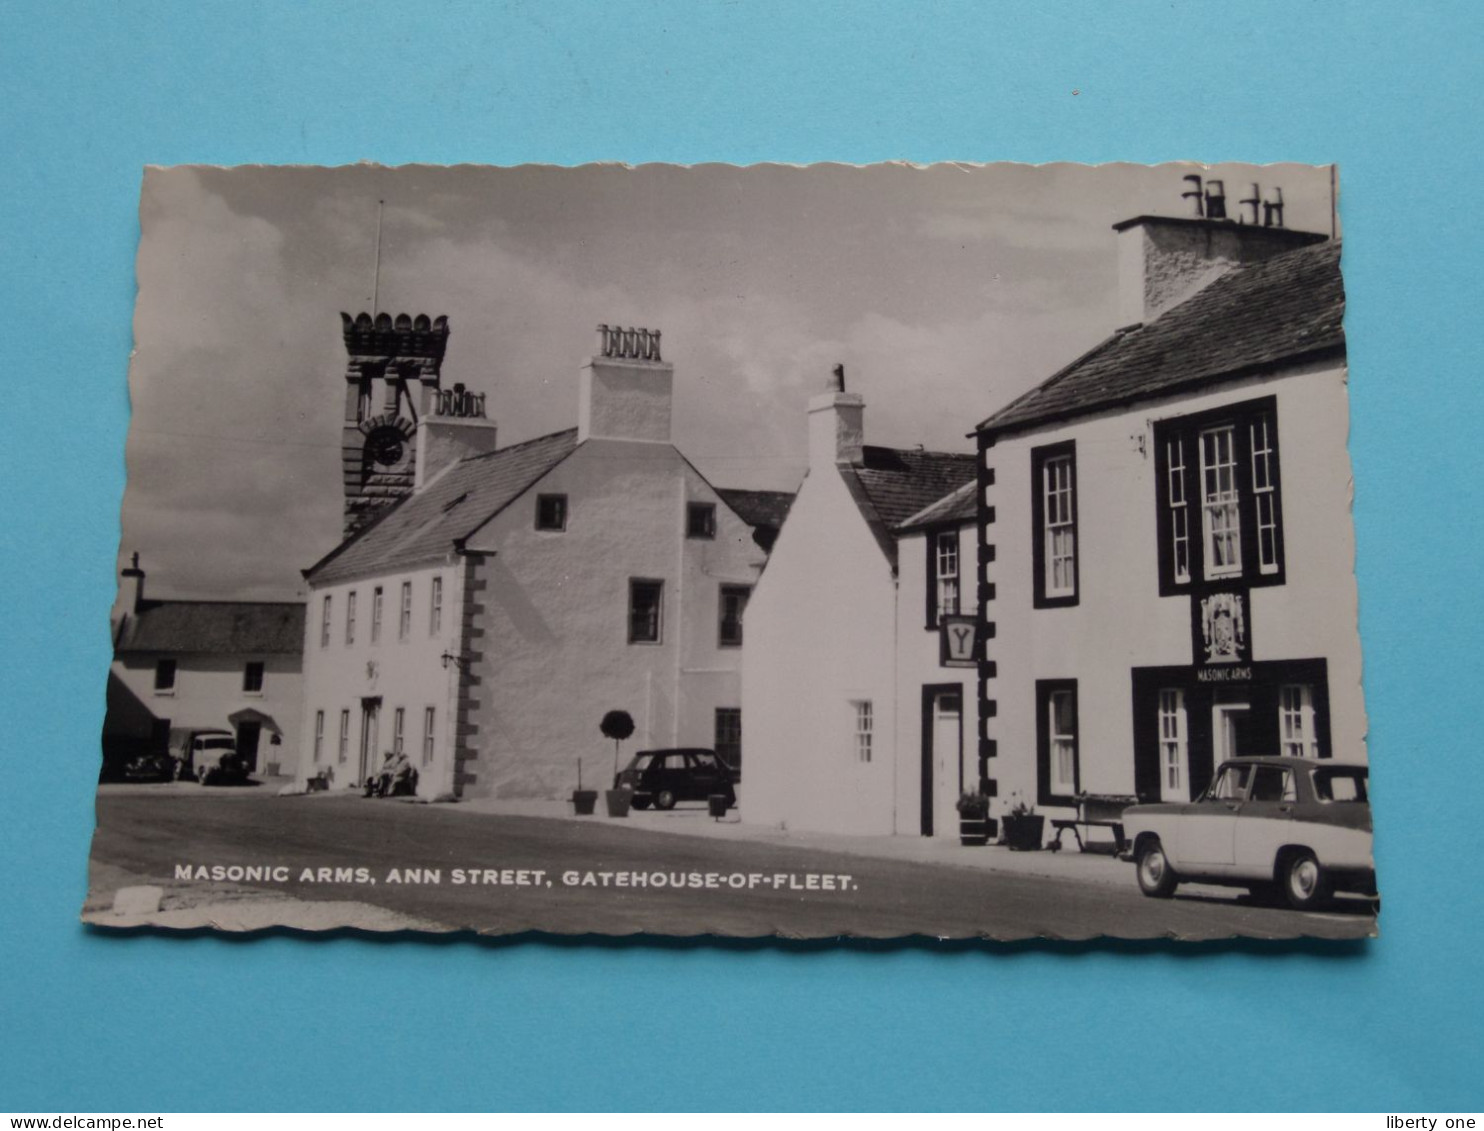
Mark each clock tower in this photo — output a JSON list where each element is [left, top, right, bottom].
[[339, 311, 451, 536]]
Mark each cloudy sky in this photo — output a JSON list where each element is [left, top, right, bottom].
[[122, 161, 1338, 601]]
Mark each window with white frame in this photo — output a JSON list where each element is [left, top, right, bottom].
[[1158, 689, 1187, 796], [1031, 442, 1077, 607], [1154, 397, 1284, 594], [422, 707, 436, 766], [936, 531, 960, 621], [398, 581, 412, 640], [429, 576, 442, 636], [337, 709, 350, 763], [1200, 425, 1242, 579], [1280, 684, 1319, 758], [1036, 680, 1078, 802], [371, 587, 383, 644], [313, 710, 325, 763], [1165, 438, 1191, 584], [345, 591, 357, 645], [852, 701, 874, 763], [392, 707, 405, 754], [320, 595, 332, 648], [1251, 416, 1280, 575], [1049, 690, 1077, 795]]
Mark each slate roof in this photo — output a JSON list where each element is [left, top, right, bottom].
[[837, 446, 977, 566], [977, 239, 1346, 437], [717, 488, 795, 532], [115, 601, 306, 656], [897, 479, 977, 532], [306, 428, 581, 586]]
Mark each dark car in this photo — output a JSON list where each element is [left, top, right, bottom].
[[614, 748, 737, 811]]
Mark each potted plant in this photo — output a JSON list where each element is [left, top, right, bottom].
[[600, 710, 636, 818], [1001, 793, 1044, 851], [955, 792, 994, 846], [571, 757, 598, 816]]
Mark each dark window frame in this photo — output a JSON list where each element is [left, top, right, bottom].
[[1030, 441, 1079, 608], [153, 658, 177, 693], [628, 578, 664, 644], [1035, 678, 1079, 807], [1153, 395, 1285, 596], [718, 584, 751, 647], [715, 707, 742, 773], [536, 493, 568, 532], [243, 661, 265, 694], [686, 501, 717, 540]]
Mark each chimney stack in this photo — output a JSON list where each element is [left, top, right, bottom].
[[578, 325, 673, 444], [1113, 180, 1327, 328], [808, 363, 865, 470], [120, 552, 146, 613], [415, 383, 500, 491]]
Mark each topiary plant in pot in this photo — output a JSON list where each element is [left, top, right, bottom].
[[956, 792, 993, 846]]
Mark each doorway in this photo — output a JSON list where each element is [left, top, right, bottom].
[[358, 697, 382, 783], [235, 721, 262, 773], [1212, 693, 1256, 762], [921, 684, 964, 837]]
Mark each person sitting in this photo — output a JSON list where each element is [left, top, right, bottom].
[[375, 749, 417, 798]]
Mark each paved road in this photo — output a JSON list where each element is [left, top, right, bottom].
[[88, 788, 1377, 941]]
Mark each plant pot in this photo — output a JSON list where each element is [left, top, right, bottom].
[[571, 789, 598, 816], [958, 817, 994, 846], [707, 793, 729, 819], [604, 787, 632, 818], [1002, 813, 1045, 851]]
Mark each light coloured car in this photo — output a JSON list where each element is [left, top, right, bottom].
[[1122, 757, 1374, 910]]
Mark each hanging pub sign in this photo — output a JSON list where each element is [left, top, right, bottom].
[[939, 614, 978, 667]]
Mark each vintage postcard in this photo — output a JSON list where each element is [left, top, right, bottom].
[[87, 161, 1375, 940]]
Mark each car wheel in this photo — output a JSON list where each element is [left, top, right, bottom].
[[1135, 838, 1178, 898], [653, 789, 677, 811], [1280, 849, 1332, 911]]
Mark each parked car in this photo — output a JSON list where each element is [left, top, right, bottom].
[[169, 727, 247, 785], [614, 748, 737, 811], [1122, 756, 1374, 910]]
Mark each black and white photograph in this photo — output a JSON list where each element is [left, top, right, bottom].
[[88, 160, 1375, 941]]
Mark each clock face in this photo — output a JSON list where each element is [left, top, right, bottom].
[[367, 426, 406, 468]]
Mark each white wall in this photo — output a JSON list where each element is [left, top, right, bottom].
[[113, 652, 303, 776], [743, 465, 900, 835], [458, 437, 764, 799], [297, 560, 463, 793], [984, 363, 1365, 826]]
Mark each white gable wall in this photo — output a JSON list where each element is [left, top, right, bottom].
[[458, 437, 763, 799], [743, 465, 899, 835]]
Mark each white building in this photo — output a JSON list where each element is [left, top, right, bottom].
[[297, 318, 790, 799], [105, 555, 306, 777], [743, 367, 975, 836], [974, 212, 1361, 839]]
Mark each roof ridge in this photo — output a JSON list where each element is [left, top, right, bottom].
[[460, 425, 580, 465]]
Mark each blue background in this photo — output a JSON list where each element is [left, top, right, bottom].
[[2, 0, 1480, 1112]]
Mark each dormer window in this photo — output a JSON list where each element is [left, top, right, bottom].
[[536, 494, 568, 531], [686, 502, 716, 540]]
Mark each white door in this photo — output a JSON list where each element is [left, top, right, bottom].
[[933, 692, 963, 837]]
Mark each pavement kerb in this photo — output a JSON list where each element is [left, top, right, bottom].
[[434, 795, 1140, 891]]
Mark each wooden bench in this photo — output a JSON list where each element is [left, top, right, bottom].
[[1048, 793, 1137, 853]]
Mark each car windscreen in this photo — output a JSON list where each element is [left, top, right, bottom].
[[1313, 768, 1368, 802], [198, 737, 235, 750]]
